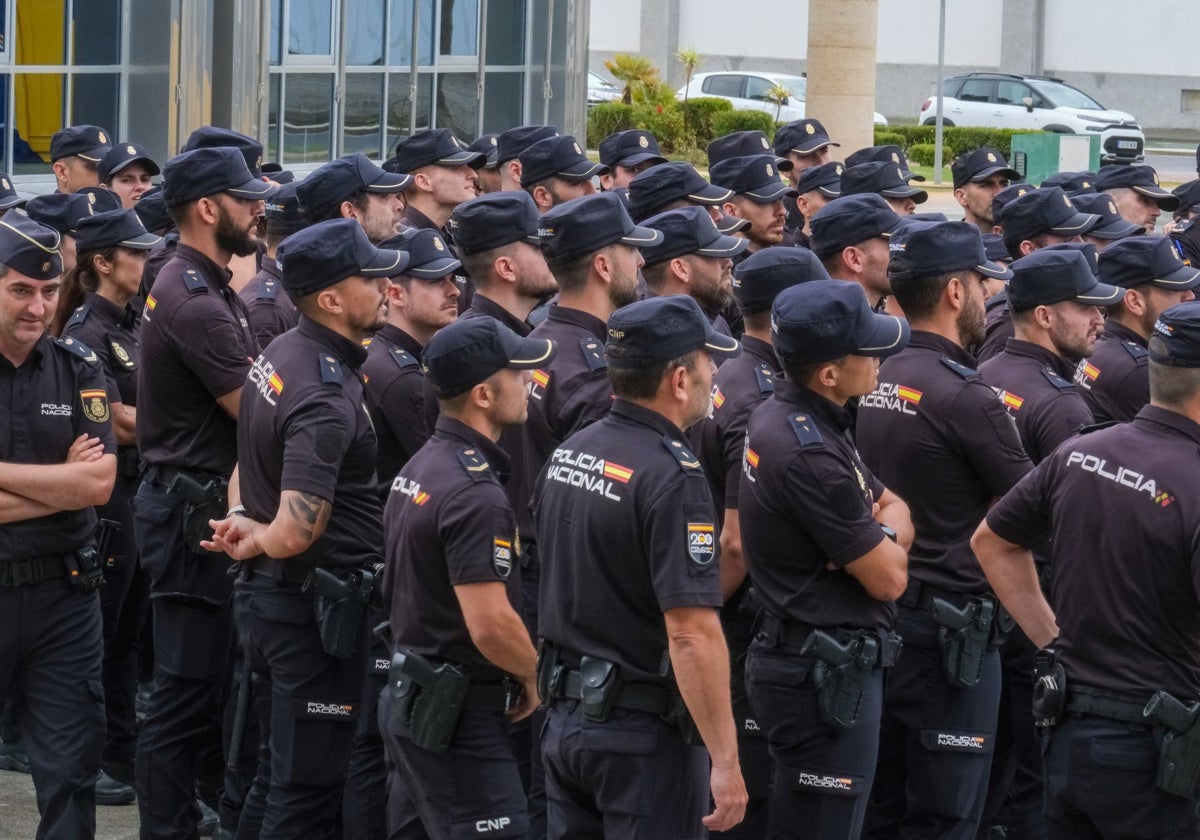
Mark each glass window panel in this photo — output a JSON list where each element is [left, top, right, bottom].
[[485, 0, 525, 66], [72, 0, 120, 65], [127, 0, 173, 162], [289, 0, 334, 56], [388, 0, 434, 67], [344, 73, 385, 158], [283, 73, 334, 162], [347, 0, 385, 66], [483, 73, 522, 134], [528, 0, 547, 122], [544, 0, 567, 131], [435, 73, 477, 140], [13, 73, 66, 171], [439, 0, 478, 57], [15, 0, 66, 65], [267, 74, 282, 162], [72, 74, 120, 141], [386, 72, 432, 151], [270, 0, 283, 64]]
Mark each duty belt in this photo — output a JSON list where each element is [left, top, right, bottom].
[[239, 556, 315, 586], [144, 463, 224, 490], [1065, 685, 1151, 725], [899, 578, 979, 612], [0, 554, 73, 586], [757, 615, 903, 667], [555, 668, 674, 716]]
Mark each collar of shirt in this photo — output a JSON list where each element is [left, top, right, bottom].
[[610, 398, 688, 440], [374, 322, 424, 359], [174, 242, 234, 290], [1100, 318, 1147, 349], [403, 205, 441, 233], [1001, 337, 1078, 380], [773, 378, 854, 433], [297, 315, 369, 369], [740, 334, 778, 369], [546, 303, 606, 340], [432, 414, 511, 480], [465, 294, 531, 336], [83, 290, 128, 326], [1133, 404, 1200, 447], [0, 332, 50, 372], [908, 329, 978, 368]]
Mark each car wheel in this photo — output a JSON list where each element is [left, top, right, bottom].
[[922, 118, 955, 127]]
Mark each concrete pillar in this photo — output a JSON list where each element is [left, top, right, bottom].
[[805, 0, 878, 156], [1000, 0, 1041, 75], [639, 0, 681, 86]]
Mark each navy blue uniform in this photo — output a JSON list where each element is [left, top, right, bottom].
[[1074, 320, 1149, 424], [534, 400, 724, 838], [976, 293, 1012, 364], [238, 255, 298, 349], [987, 407, 1200, 839], [856, 331, 1031, 840], [0, 332, 115, 840]]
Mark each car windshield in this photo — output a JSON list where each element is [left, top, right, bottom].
[[1029, 80, 1104, 110], [772, 75, 808, 99]]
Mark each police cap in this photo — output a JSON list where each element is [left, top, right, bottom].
[[599, 129, 668, 169], [773, 119, 839, 157], [182, 126, 265, 178], [794, 161, 843, 198], [537, 191, 662, 265], [638, 206, 748, 267], [771, 279, 909, 363], [888, 221, 1012, 281], [75, 209, 161, 253], [449, 191, 543, 256], [707, 131, 787, 168], [296, 153, 412, 221], [26, 193, 100, 235], [162, 147, 278, 207], [732, 246, 830, 314], [841, 161, 928, 203], [519, 135, 607, 187], [379, 228, 462, 280], [391, 128, 486, 172], [0, 214, 62, 280], [846, 145, 925, 182], [605, 295, 740, 368], [709, 155, 796, 203], [1098, 236, 1200, 291], [264, 182, 307, 236], [497, 125, 559, 165], [1150, 301, 1200, 367], [809, 194, 903, 258], [467, 133, 501, 170], [1000, 187, 1101, 245], [1040, 170, 1097, 196], [1096, 164, 1177, 210], [1070, 193, 1142, 240], [951, 148, 1020, 190], [50, 125, 112, 164], [1171, 180, 1200, 214], [277, 218, 408, 298], [1007, 248, 1123, 311], [423, 316, 556, 398], [133, 186, 172, 234], [98, 143, 161, 184], [0, 174, 24, 211], [626, 162, 731, 221]]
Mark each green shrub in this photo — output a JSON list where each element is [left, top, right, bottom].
[[632, 102, 687, 152], [587, 102, 636, 149], [872, 130, 907, 148], [710, 109, 778, 139], [906, 143, 937, 167], [681, 97, 733, 147], [878, 125, 1026, 160]]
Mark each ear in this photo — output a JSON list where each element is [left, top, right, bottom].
[[945, 274, 967, 312], [666, 362, 690, 403], [591, 249, 613, 283], [194, 195, 221, 225], [531, 185, 553, 213], [795, 194, 811, 218], [842, 245, 865, 274], [1122, 287, 1147, 316], [1033, 304, 1055, 329], [92, 251, 115, 276], [953, 187, 968, 208], [669, 256, 691, 285], [815, 361, 838, 389], [599, 172, 615, 191], [339, 200, 358, 221], [470, 379, 495, 412], [384, 279, 407, 307], [51, 160, 69, 184], [412, 171, 434, 194], [493, 253, 519, 285], [721, 200, 740, 218], [316, 287, 343, 316], [1018, 239, 1038, 257]]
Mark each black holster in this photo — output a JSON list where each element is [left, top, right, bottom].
[[801, 629, 879, 731], [579, 656, 621, 723], [1144, 690, 1200, 799], [306, 567, 373, 660], [167, 472, 228, 553], [932, 596, 995, 688], [388, 651, 471, 753], [536, 638, 565, 703]]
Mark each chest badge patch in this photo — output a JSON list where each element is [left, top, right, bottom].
[[80, 389, 110, 423], [687, 522, 716, 567], [494, 537, 513, 578], [111, 341, 135, 369]]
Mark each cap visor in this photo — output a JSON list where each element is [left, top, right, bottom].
[[0, 196, 27, 210], [407, 257, 463, 279], [703, 329, 741, 359], [1132, 184, 1177, 204], [858, 313, 910, 357], [904, 169, 927, 182], [361, 247, 411, 277], [226, 178, 280, 200], [774, 157, 795, 172], [437, 150, 488, 169], [616, 152, 668, 168], [365, 171, 414, 193], [788, 139, 838, 155], [696, 233, 750, 259], [817, 185, 842, 198], [76, 146, 113, 163], [1049, 211, 1102, 235], [507, 336, 556, 367], [685, 182, 734, 205], [119, 231, 163, 250], [1075, 281, 1124, 306], [1087, 218, 1142, 239], [1153, 264, 1200, 289], [972, 165, 1021, 183], [743, 182, 798, 203], [558, 160, 609, 181], [977, 260, 1013, 281], [619, 224, 664, 248], [108, 157, 162, 178], [716, 214, 751, 234], [881, 185, 928, 200]]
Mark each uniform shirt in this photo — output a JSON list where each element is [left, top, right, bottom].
[[987, 406, 1200, 700], [856, 330, 1031, 593], [361, 323, 430, 497], [740, 379, 892, 630], [511, 304, 612, 543], [0, 333, 117, 557], [382, 416, 519, 680], [975, 292, 1012, 364], [533, 400, 724, 683], [238, 255, 298, 350], [237, 316, 383, 569], [688, 334, 777, 520], [137, 243, 258, 474], [1074, 319, 1149, 424], [62, 291, 140, 407], [140, 231, 178, 299], [978, 338, 1095, 465]]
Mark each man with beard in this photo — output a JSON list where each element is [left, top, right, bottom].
[[951, 148, 1020, 234], [296, 153, 413, 244], [809, 195, 903, 311], [1096, 164, 1179, 235], [854, 222, 1030, 840], [202, 219, 403, 838], [239, 182, 309, 348], [710, 155, 796, 255], [133, 146, 277, 840]]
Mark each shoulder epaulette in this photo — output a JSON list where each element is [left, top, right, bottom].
[[662, 435, 703, 472], [787, 412, 824, 449], [66, 303, 90, 328], [456, 446, 494, 481], [319, 353, 343, 386], [53, 335, 98, 364], [256, 277, 279, 301], [754, 363, 775, 395], [389, 345, 419, 370], [580, 335, 606, 371], [180, 267, 208, 294], [1121, 340, 1149, 361], [940, 355, 977, 379], [1041, 365, 1074, 391], [1078, 420, 1119, 435]]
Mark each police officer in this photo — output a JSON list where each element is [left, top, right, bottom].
[[201, 218, 401, 838], [688, 247, 830, 836], [809, 194, 903, 311], [852, 221, 1030, 840], [951, 149, 1020, 234], [238, 181, 308, 348], [379, 316, 552, 838], [845, 145, 924, 185], [50, 124, 113, 193], [774, 119, 839, 186], [972, 299, 1200, 838], [0, 213, 116, 839], [793, 161, 844, 243], [495, 125, 559, 193], [1040, 171, 1097, 197], [27, 189, 123, 275], [740, 279, 910, 838], [467, 133, 502, 194], [1076, 236, 1200, 423], [519, 134, 607, 212], [598, 129, 667, 191], [626, 162, 748, 240], [841, 162, 929, 217], [1073, 192, 1143, 252], [0, 173, 26, 218], [134, 146, 276, 839], [708, 131, 788, 169], [391, 128, 486, 234], [98, 143, 160, 209], [1096, 164, 1179, 235], [710, 154, 797, 254], [534, 295, 748, 837], [295, 152, 414, 244]]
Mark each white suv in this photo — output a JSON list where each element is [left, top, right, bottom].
[[918, 73, 1144, 164], [680, 71, 888, 126]]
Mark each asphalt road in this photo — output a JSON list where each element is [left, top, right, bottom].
[[0, 768, 139, 839]]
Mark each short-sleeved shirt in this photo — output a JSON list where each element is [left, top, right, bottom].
[[137, 243, 258, 474], [0, 333, 117, 557], [237, 316, 382, 569], [978, 338, 1095, 465], [974, 291, 1013, 364], [740, 379, 892, 630], [238, 255, 298, 350], [689, 334, 777, 520], [62, 291, 140, 407], [987, 406, 1200, 700], [533, 400, 724, 683], [1074, 319, 1149, 424], [512, 304, 613, 543], [361, 323, 430, 497], [382, 416, 520, 680], [856, 330, 1032, 593]]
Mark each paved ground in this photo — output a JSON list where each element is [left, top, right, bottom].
[[0, 768, 139, 839]]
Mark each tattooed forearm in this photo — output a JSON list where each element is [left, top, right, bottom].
[[286, 490, 332, 544]]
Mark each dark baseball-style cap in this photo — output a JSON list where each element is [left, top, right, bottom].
[[846, 145, 924, 182], [951, 148, 1020, 190], [423, 316, 556, 398], [1150, 301, 1200, 367], [379, 228, 462, 280], [449, 191, 542, 256], [1070, 193, 1142, 240], [161, 147, 278, 207], [717, 213, 752, 235], [296, 153, 412, 219], [638, 206, 748, 267], [468, 133, 500, 169], [1096, 164, 1179, 209], [732, 246, 831, 313], [264, 182, 307, 235], [1099, 236, 1200, 291], [1007, 249, 1123, 311], [605, 295, 740, 368], [772, 279, 909, 362], [0, 214, 62, 280], [992, 183, 1035, 225], [999, 187, 1101, 245], [841, 161, 928, 203], [26, 192, 108, 235], [98, 143, 161, 183], [809, 194, 903, 258], [50, 125, 112, 163], [277, 218, 408, 297], [709, 155, 796, 203], [627, 162, 732, 221], [795, 161, 843, 198], [1041, 170, 1097, 196], [1040, 242, 1101, 276], [182, 126, 265, 178], [0, 175, 25, 211], [390, 128, 486, 172], [708, 131, 788, 168], [497, 125, 559, 165], [519, 135, 607, 187], [887, 221, 1012, 281], [537, 191, 662, 265], [599, 130, 668, 169], [774, 119, 839, 157], [75, 209, 161, 253], [982, 233, 1010, 264], [1171, 180, 1200, 213], [133, 186, 172, 234]]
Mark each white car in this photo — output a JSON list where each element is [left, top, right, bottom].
[[918, 73, 1144, 164], [588, 71, 621, 106], [678, 71, 888, 126]]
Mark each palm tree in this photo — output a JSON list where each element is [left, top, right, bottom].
[[677, 46, 701, 136], [603, 54, 661, 106], [765, 84, 792, 121]]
